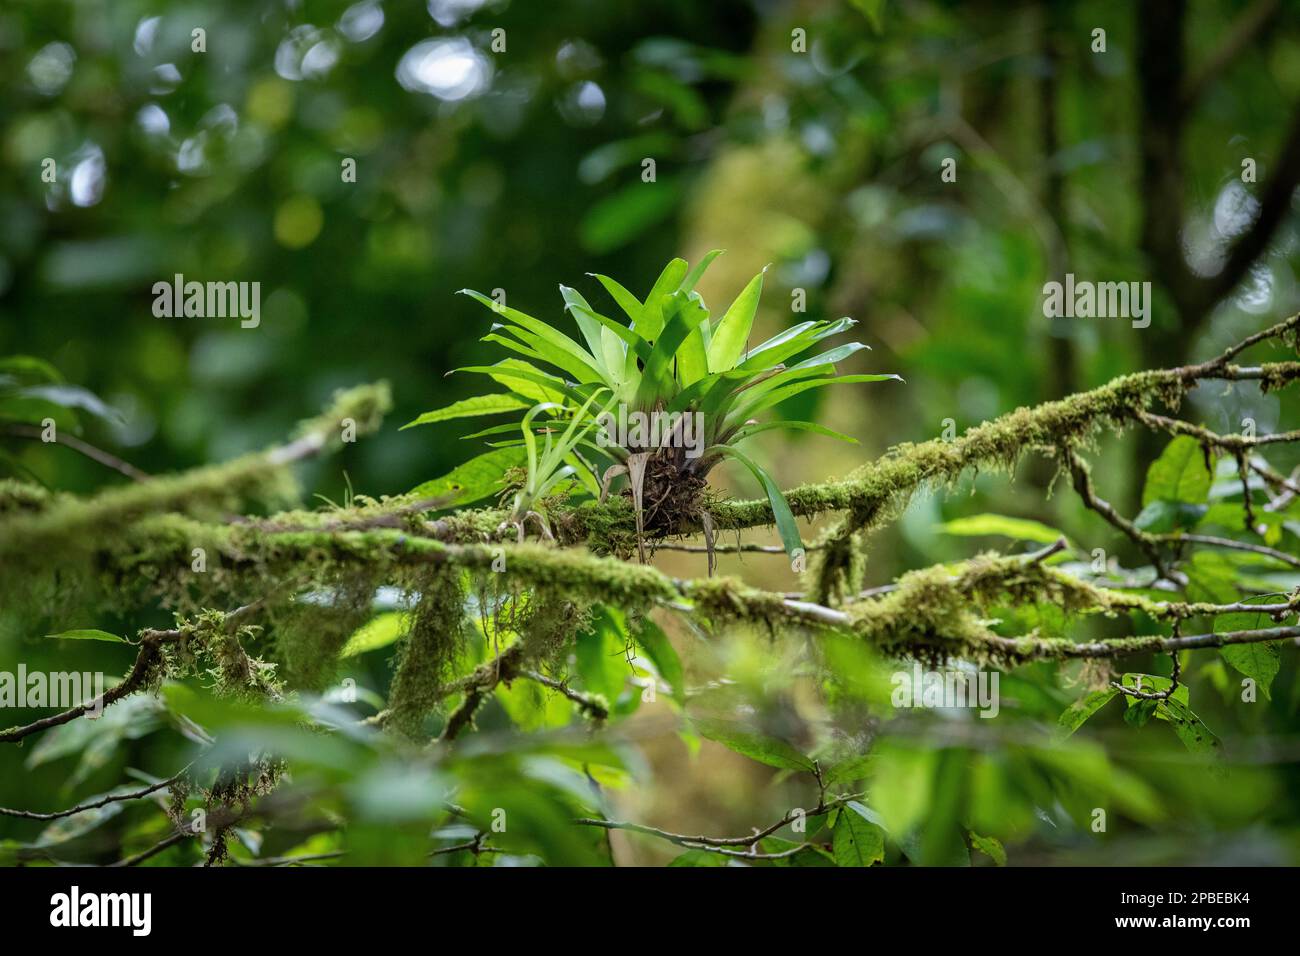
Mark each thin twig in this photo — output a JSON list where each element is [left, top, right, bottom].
[[0, 423, 149, 481], [0, 770, 186, 820]]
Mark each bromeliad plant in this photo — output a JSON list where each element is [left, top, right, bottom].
[[501, 393, 615, 541], [408, 253, 899, 558]]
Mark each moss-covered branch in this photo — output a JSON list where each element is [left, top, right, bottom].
[[0, 382, 391, 564]]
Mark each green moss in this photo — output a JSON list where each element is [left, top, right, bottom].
[[0, 479, 55, 514], [841, 553, 1169, 665], [387, 569, 468, 739]]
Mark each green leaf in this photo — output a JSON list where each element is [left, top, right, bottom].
[[1215, 596, 1285, 699], [575, 608, 629, 704], [408, 446, 526, 507], [635, 258, 690, 342], [1143, 435, 1212, 506], [825, 754, 875, 785], [707, 267, 766, 373], [633, 291, 707, 407], [758, 837, 836, 867], [1057, 688, 1119, 737], [727, 373, 900, 423], [589, 273, 643, 324], [340, 612, 407, 658], [45, 629, 128, 644], [675, 293, 712, 387], [0, 355, 64, 384], [710, 445, 804, 557], [455, 361, 585, 406], [832, 801, 885, 867], [1182, 551, 1239, 604], [401, 394, 529, 430], [938, 513, 1067, 545], [632, 617, 684, 705], [1119, 672, 1189, 706], [668, 849, 731, 866], [1133, 500, 1207, 533], [730, 420, 859, 445], [968, 831, 1006, 866], [35, 797, 127, 848], [739, 316, 857, 370], [1160, 697, 1223, 762], [10, 384, 124, 427], [692, 717, 814, 772], [579, 180, 682, 254], [559, 284, 624, 383], [460, 290, 603, 383], [1124, 697, 1158, 727], [679, 249, 724, 295]]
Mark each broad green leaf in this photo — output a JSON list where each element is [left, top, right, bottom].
[[481, 330, 601, 386], [679, 249, 724, 295], [1124, 697, 1158, 727], [1133, 500, 1207, 533], [674, 292, 712, 387], [575, 608, 629, 704], [632, 617, 684, 705], [939, 513, 1067, 545], [1057, 688, 1119, 737], [832, 801, 885, 867], [1182, 550, 1239, 604], [589, 273, 643, 324], [559, 284, 626, 384], [825, 754, 875, 785], [707, 268, 765, 373], [738, 317, 857, 371], [1119, 673, 1189, 706], [340, 612, 407, 657], [401, 394, 529, 430], [1215, 596, 1285, 699], [460, 290, 602, 382], [633, 291, 707, 408], [495, 678, 573, 731], [758, 836, 835, 867], [1142, 435, 1212, 506], [1160, 697, 1223, 762], [45, 628, 128, 643], [692, 716, 814, 772], [35, 798, 127, 848], [635, 258, 689, 341], [455, 361, 586, 406], [579, 180, 681, 254], [408, 446, 526, 507]]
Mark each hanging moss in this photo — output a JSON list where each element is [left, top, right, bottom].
[[386, 569, 470, 739], [269, 574, 382, 691]]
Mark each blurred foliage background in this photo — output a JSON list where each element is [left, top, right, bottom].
[[4, 0, 1300, 866]]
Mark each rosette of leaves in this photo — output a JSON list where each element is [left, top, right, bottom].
[[406, 254, 899, 557]]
